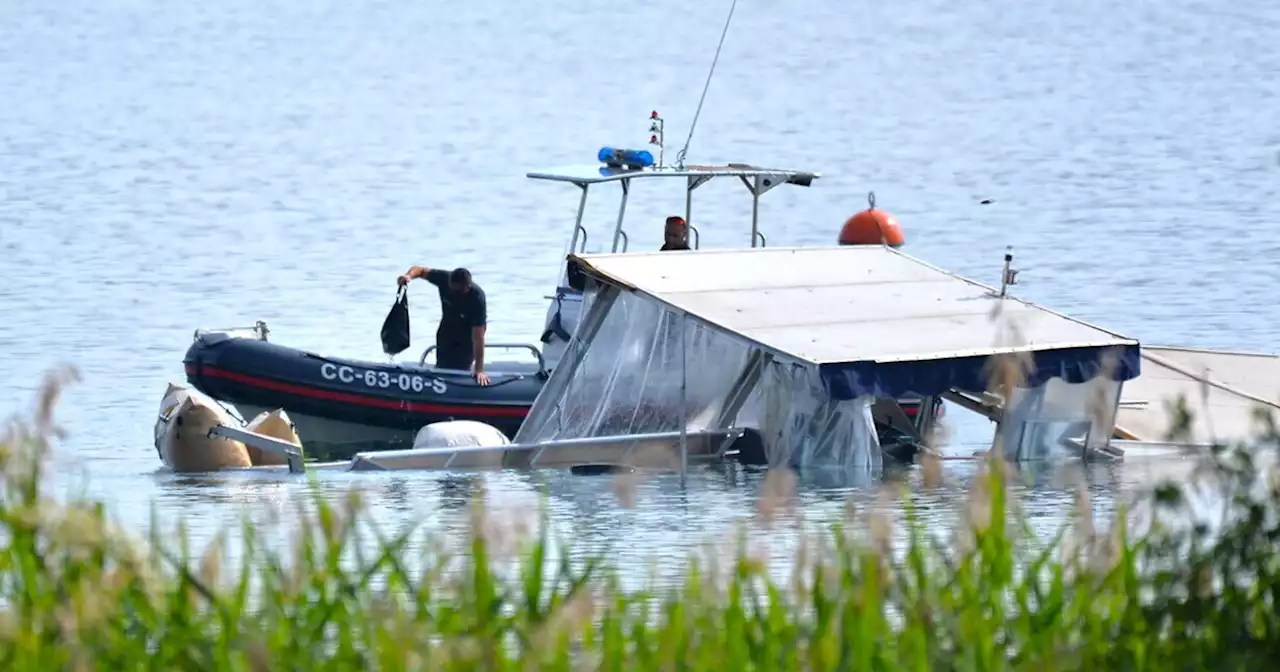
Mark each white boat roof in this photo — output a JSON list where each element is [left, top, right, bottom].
[[1117, 345, 1280, 444], [526, 163, 820, 187], [569, 245, 1142, 399]]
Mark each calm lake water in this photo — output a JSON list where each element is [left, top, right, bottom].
[[2, 0, 1278, 580]]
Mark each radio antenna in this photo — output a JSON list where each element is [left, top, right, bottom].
[[674, 0, 739, 170]]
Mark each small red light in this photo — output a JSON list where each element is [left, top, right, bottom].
[[650, 135, 658, 143], [651, 110, 659, 119]]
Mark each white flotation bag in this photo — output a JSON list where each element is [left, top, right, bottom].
[[412, 420, 511, 449], [243, 408, 302, 466], [155, 382, 253, 472]]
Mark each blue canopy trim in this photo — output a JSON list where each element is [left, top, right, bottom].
[[818, 344, 1142, 401]]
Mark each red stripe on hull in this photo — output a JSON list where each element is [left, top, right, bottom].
[[187, 364, 530, 418]]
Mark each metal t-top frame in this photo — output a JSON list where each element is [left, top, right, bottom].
[[525, 163, 821, 257]]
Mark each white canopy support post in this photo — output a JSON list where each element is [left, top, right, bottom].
[[736, 172, 790, 247], [568, 183, 590, 254], [609, 178, 632, 252], [684, 173, 713, 249], [750, 174, 762, 247], [684, 178, 699, 249], [685, 177, 693, 228]]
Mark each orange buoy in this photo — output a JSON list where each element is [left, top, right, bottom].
[[839, 191, 905, 248]]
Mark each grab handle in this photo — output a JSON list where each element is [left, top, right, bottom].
[[419, 342, 548, 376]]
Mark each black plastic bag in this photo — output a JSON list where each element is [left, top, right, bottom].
[[381, 286, 411, 356]]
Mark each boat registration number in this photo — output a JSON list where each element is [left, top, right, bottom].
[[320, 363, 448, 395]]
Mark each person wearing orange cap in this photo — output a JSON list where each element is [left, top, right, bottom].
[[660, 216, 691, 251]]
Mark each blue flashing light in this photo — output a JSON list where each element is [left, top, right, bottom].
[[597, 147, 654, 169]]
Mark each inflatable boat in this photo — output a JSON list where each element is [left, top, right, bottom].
[[182, 326, 549, 461]]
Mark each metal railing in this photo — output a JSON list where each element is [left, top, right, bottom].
[[418, 342, 548, 376]]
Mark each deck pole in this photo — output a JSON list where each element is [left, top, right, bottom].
[[685, 178, 693, 229], [609, 178, 631, 252], [750, 175, 761, 247], [568, 184, 590, 254]]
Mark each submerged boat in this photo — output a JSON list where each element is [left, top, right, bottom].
[[179, 126, 940, 462], [346, 244, 1143, 475]]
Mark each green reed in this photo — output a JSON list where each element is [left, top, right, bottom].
[[3, 363, 1280, 670]]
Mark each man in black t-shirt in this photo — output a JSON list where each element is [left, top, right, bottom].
[[397, 265, 490, 385]]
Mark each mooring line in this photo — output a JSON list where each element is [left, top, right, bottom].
[[675, 0, 739, 169]]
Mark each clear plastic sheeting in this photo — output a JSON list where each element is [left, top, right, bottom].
[[516, 289, 752, 443], [516, 286, 882, 471], [997, 375, 1122, 461], [740, 363, 882, 470]]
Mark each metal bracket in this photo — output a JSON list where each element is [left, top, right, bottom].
[[209, 424, 305, 474], [999, 246, 1019, 297], [687, 174, 715, 192]]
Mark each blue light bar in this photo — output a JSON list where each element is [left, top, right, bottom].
[[597, 147, 654, 169]]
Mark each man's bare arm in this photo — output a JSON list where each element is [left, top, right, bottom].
[[400, 266, 449, 287], [472, 325, 486, 373], [399, 265, 431, 283]]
